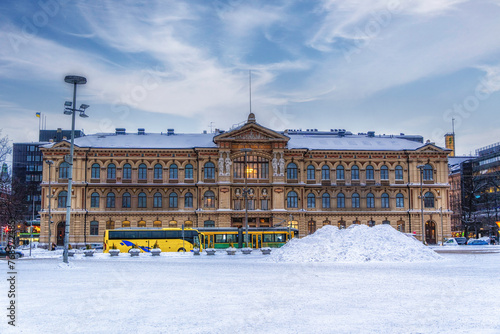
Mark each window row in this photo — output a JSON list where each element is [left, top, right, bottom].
[[291, 164, 434, 181], [286, 191, 434, 209], [88, 192, 194, 209], [88, 163, 196, 180]]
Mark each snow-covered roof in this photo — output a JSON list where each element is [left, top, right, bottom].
[[287, 134, 424, 151], [57, 133, 217, 149], [43, 131, 437, 152]]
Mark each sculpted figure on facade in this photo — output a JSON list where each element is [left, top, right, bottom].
[[225, 153, 232, 176], [278, 152, 285, 176], [272, 153, 278, 176], [218, 152, 224, 176]]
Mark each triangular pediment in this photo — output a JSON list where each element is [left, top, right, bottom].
[[415, 143, 450, 153], [49, 140, 72, 149], [214, 114, 289, 144]]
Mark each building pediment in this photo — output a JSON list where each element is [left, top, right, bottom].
[[214, 113, 289, 146], [415, 143, 450, 153]]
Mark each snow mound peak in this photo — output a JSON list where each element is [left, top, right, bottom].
[[271, 224, 442, 263]]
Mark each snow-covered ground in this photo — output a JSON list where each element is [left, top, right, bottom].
[[2, 229, 500, 333]]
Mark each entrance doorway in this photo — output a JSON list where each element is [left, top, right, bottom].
[[425, 221, 436, 244], [56, 222, 65, 246]]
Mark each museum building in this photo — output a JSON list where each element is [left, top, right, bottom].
[[39, 113, 452, 246]]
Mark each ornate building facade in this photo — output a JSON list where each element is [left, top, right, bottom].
[[39, 114, 452, 246]]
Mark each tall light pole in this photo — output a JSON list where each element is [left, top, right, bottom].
[[63, 75, 88, 263], [45, 160, 53, 251], [417, 165, 426, 244], [241, 148, 252, 247]]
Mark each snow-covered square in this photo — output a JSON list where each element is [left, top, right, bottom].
[[2, 226, 499, 334]]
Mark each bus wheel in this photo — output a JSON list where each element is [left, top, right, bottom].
[[177, 248, 186, 252]]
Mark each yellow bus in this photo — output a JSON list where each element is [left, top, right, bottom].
[[103, 228, 203, 253], [197, 227, 299, 249]]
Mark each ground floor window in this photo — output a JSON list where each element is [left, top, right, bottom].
[[204, 220, 215, 227]]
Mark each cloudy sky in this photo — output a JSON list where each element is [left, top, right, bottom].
[[1, 0, 500, 160]]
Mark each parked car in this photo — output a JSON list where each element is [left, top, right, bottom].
[[443, 238, 459, 246], [467, 239, 489, 245], [454, 237, 467, 245], [0, 249, 24, 259]]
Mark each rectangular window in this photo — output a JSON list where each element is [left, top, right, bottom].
[[261, 199, 268, 210], [234, 200, 241, 210], [247, 199, 255, 210]]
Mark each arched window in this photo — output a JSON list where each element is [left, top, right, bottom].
[[287, 163, 298, 180], [106, 220, 115, 229], [423, 164, 433, 181], [367, 193, 375, 208], [153, 192, 162, 208], [106, 192, 115, 208], [204, 220, 215, 227], [91, 163, 100, 179], [322, 193, 330, 209], [153, 220, 162, 227], [59, 162, 69, 179], [424, 192, 434, 208], [287, 191, 298, 208], [138, 220, 146, 227], [122, 164, 132, 180], [337, 193, 345, 208], [336, 165, 344, 180], [185, 164, 193, 179], [185, 192, 193, 208], [204, 162, 215, 179], [396, 193, 404, 208], [169, 164, 178, 179], [321, 165, 330, 180], [138, 164, 147, 180], [395, 165, 404, 180], [138, 192, 147, 208], [351, 165, 359, 180], [381, 193, 390, 208], [380, 165, 389, 180], [169, 192, 178, 208], [58, 191, 67, 208], [307, 193, 315, 208], [154, 164, 162, 180], [308, 220, 316, 235], [366, 165, 374, 180], [107, 163, 116, 179], [307, 165, 315, 180], [204, 190, 215, 208], [352, 193, 360, 208], [90, 221, 99, 236], [122, 192, 131, 208], [233, 156, 269, 179], [90, 192, 99, 208], [122, 220, 130, 228]]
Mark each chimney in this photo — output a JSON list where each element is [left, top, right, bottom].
[[167, 129, 174, 136], [138, 128, 145, 135], [115, 128, 126, 135]]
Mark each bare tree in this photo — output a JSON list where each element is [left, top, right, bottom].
[[0, 129, 11, 166]]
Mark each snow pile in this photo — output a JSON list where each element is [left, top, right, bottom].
[[271, 224, 442, 263]]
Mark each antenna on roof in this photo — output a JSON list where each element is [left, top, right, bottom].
[[249, 70, 252, 115]]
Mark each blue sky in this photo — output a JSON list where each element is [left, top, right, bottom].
[[1, 0, 500, 160]]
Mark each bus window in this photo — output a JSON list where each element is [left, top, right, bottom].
[[215, 234, 227, 243], [227, 234, 237, 244], [275, 234, 285, 242], [263, 234, 273, 243]]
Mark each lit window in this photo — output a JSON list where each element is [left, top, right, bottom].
[[204, 191, 215, 208]]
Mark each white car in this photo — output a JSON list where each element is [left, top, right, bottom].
[[443, 238, 459, 246]]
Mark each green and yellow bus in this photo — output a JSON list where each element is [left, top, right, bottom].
[[103, 228, 203, 253], [197, 227, 299, 249]]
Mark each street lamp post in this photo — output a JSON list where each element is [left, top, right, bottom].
[[417, 165, 426, 245], [45, 160, 53, 251], [63, 75, 88, 263], [241, 148, 252, 247]]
